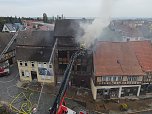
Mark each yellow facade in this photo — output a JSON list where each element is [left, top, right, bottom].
[[17, 60, 55, 84]]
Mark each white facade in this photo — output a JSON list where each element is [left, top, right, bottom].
[[17, 60, 55, 84]]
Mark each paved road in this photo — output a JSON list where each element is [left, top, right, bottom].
[[0, 64, 19, 102]]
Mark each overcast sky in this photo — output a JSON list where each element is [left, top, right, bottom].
[[0, 0, 151, 18]]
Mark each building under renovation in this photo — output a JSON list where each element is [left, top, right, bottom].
[[91, 40, 152, 100]]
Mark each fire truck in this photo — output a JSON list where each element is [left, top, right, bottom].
[[0, 60, 10, 76], [49, 46, 88, 114]]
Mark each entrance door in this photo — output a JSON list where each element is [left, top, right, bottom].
[[31, 71, 37, 80]]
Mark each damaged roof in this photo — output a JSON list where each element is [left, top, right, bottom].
[[16, 30, 54, 47], [54, 19, 88, 38], [93, 41, 145, 76], [129, 40, 152, 72]]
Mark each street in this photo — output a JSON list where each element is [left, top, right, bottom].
[[0, 64, 86, 114]]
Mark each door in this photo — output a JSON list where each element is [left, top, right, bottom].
[[31, 71, 37, 80]]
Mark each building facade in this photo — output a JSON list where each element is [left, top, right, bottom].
[[91, 41, 148, 100], [17, 60, 54, 83]]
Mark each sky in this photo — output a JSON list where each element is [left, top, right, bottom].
[[0, 0, 152, 18]]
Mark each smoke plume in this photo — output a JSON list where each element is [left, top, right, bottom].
[[77, 0, 112, 48]]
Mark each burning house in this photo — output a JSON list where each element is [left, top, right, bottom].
[[91, 41, 147, 100], [54, 19, 93, 87]]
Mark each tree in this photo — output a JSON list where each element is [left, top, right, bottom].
[[43, 13, 48, 23]]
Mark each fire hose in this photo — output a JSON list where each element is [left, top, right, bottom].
[[9, 92, 34, 114]]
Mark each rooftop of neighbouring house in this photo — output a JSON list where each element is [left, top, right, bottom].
[[16, 30, 55, 62], [93, 41, 146, 76], [0, 32, 14, 53], [16, 46, 52, 62], [4, 23, 16, 31], [16, 30, 55, 47]]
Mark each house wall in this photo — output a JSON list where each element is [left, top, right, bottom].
[[91, 75, 145, 100], [91, 77, 141, 100], [17, 60, 55, 84]]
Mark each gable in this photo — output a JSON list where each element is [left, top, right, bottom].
[[2, 25, 10, 32]]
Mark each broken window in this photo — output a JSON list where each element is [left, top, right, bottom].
[[59, 64, 67, 71], [77, 65, 81, 71], [58, 51, 67, 58]]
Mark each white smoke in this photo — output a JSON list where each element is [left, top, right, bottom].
[[77, 0, 112, 48]]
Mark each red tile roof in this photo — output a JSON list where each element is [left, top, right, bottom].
[[129, 40, 152, 72], [93, 41, 145, 76]]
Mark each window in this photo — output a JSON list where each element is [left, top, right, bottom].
[[77, 65, 81, 71], [49, 65, 52, 68], [108, 77, 112, 81], [25, 70, 30, 77], [59, 64, 67, 71], [20, 61, 22, 66], [128, 76, 137, 81], [102, 76, 107, 81], [118, 76, 123, 81], [97, 77, 101, 82], [113, 77, 117, 81], [21, 71, 24, 76], [128, 77, 131, 81], [25, 62, 27, 66], [31, 62, 34, 67]]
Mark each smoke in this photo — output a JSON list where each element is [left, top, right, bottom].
[[77, 0, 112, 48]]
